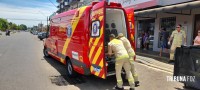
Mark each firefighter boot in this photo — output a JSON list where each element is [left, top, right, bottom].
[[135, 81, 140, 87], [114, 85, 124, 90]]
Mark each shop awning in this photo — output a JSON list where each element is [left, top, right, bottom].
[[135, 1, 200, 16]]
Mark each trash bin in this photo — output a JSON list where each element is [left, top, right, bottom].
[[174, 45, 200, 89]]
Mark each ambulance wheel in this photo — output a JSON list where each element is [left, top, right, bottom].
[[66, 60, 77, 77], [43, 47, 50, 57]]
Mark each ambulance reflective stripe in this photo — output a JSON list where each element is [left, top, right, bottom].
[[60, 6, 87, 63], [89, 7, 106, 78], [129, 22, 134, 30], [131, 34, 134, 41], [89, 25, 105, 78]]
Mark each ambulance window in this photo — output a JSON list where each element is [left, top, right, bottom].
[[66, 25, 72, 38], [91, 20, 100, 37]]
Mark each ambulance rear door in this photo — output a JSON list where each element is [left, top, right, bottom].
[[89, 1, 107, 79]]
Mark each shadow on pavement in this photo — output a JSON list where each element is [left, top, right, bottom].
[[43, 56, 121, 90], [43, 57, 87, 85]]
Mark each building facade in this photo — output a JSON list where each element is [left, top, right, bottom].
[[56, 0, 99, 13], [55, 0, 200, 52], [109, 0, 200, 51]]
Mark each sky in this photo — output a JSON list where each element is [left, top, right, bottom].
[[0, 0, 58, 27]]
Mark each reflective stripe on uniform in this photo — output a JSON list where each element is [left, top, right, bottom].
[[129, 60, 134, 64], [116, 54, 129, 60], [117, 80, 123, 83], [134, 74, 138, 77], [111, 39, 121, 44], [129, 52, 135, 57], [128, 78, 134, 82]]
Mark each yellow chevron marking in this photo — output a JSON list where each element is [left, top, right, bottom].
[[99, 16, 103, 21], [89, 38, 93, 47], [92, 43, 103, 64], [102, 74, 105, 79], [90, 66, 94, 72], [99, 56, 104, 68], [89, 16, 104, 59], [60, 6, 87, 63], [89, 26, 103, 59]]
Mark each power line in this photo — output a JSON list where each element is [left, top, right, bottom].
[[6, 18, 46, 21], [0, 9, 53, 15], [48, 0, 57, 8], [0, 10, 40, 14], [38, 10, 47, 17]]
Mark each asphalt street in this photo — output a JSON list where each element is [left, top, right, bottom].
[[0, 32, 192, 90]]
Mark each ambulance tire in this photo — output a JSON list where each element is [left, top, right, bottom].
[[43, 47, 50, 58], [66, 60, 77, 77]]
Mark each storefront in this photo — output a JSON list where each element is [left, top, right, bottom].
[[135, 1, 200, 51], [110, 0, 200, 52], [137, 19, 155, 51]]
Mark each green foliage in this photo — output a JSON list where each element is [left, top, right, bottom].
[[18, 24, 27, 30], [0, 18, 9, 31], [9, 23, 18, 30], [0, 18, 27, 31]]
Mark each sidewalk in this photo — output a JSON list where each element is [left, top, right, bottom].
[[136, 55, 174, 73], [135, 49, 174, 73], [136, 49, 170, 63]]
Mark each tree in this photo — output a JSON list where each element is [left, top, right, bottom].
[[18, 24, 27, 30], [9, 23, 18, 30], [0, 18, 9, 31]]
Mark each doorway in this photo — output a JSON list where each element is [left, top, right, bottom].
[[194, 14, 200, 40], [137, 19, 155, 51]]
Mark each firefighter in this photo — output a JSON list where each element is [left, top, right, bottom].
[[107, 34, 135, 90], [117, 33, 139, 87], [168, 24, 186, 63]]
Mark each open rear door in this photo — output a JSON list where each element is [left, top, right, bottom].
[[89, 1, 106, 79], [126, 8, 136, 50]]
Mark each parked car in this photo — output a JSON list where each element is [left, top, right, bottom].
[[38, 32, 47, 40], [32, 31, 38, 35]]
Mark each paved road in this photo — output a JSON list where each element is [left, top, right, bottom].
[[0, 32, 192, 90]]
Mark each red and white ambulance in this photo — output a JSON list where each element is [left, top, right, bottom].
[[43, 0, 135, 79]]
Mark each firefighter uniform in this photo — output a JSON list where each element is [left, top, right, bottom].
[[170, 30, 186, 60], [108, 38, 135, 89], [118, 35, 139, 83]]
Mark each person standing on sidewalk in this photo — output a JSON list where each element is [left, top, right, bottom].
[[117, 33, 139, 86], [159, 28, 169, 56], [168, 24, 186, 63], [107, 34, 135, 90], [193, 30, 200, 45]]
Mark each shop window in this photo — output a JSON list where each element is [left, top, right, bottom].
[[137, 19, 155, 51], [158, 17, 176, 48]]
